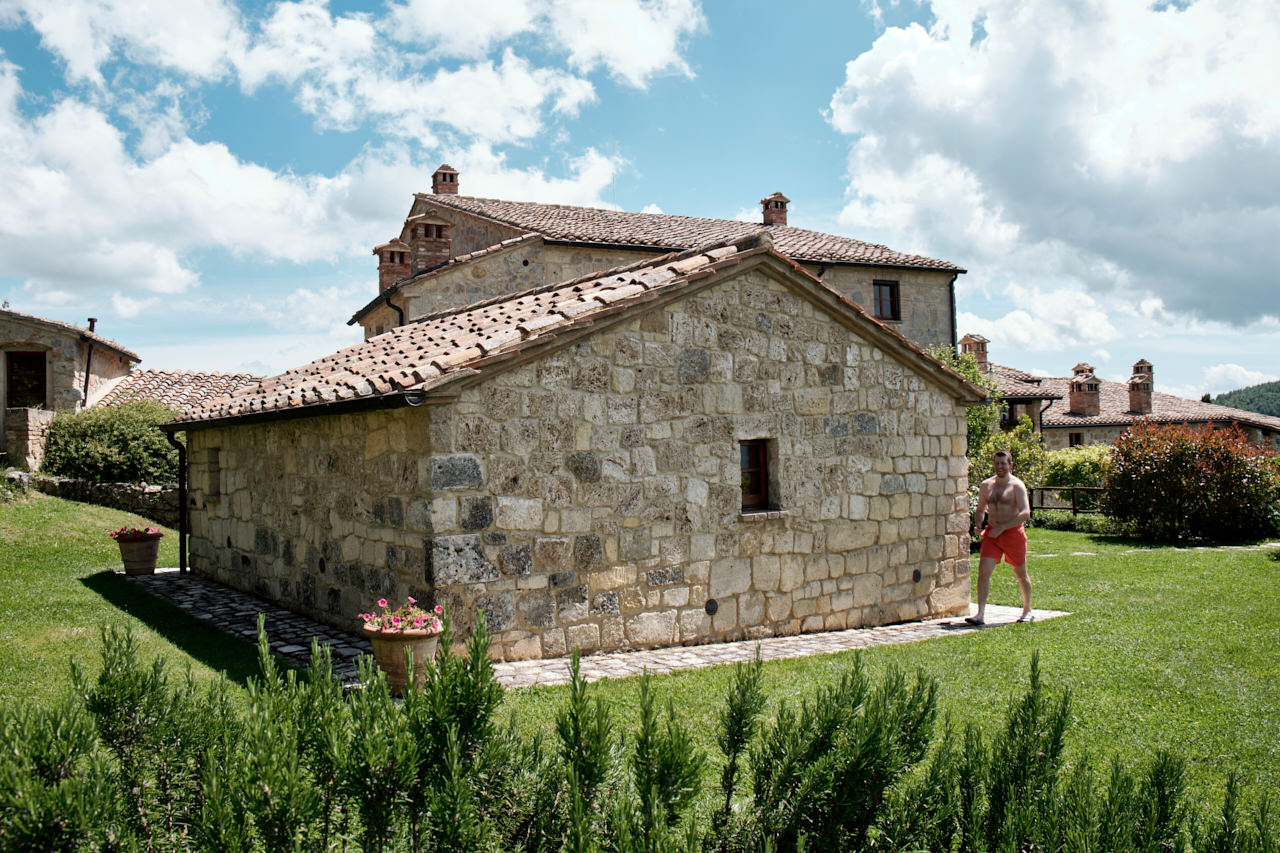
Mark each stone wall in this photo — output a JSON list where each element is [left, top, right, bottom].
[[815, 265, 955, 352], [188, 269, 971, 660], [29, 474, 180, 528], [362, 243, 663, 339], [4, 407, 55, 470]]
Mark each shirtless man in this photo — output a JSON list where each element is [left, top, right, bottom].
[[968, 449, 1033, 625]]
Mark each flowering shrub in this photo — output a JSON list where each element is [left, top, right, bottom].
[[359, 597, 443, 634], [108, 525, 162, 542], [1102, 421, 1280, 541]]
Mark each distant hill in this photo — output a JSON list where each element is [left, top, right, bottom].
[[1213, 380, 1280, 418]]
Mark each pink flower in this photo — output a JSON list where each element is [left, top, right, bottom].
[[434, 604, 443, 614], [407, 596, 416, 605], [377, 598, 388, 608], [391, 616, 402, 628]]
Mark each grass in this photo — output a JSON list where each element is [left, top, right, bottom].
[[2, 491, 1277, 801], [0, 491, 261, 706], [499, 528, 1280, 800]]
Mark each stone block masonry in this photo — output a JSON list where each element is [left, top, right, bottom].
[[187, 269, 971, 661]]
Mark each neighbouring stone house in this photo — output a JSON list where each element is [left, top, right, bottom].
[[0, 306, 260, 470], [352, 166, 964, 352], [959, 334, 1280, 450], [0, 308, 138, 470], [173, 234, 984, 661]]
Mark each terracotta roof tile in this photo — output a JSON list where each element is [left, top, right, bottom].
[[419, 194, 964, 272], [1035, 373, 1280, 432], [96, 370, 262, 413], [181, 234, 976, 425], [988, 363, 1061, 401]]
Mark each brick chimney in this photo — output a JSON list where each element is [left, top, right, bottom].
[[407, 215, 452, 272], [958, 333, 989, 370], [1068, 370, 1101, 416], [374, 240, 412, 293], [761, 192, 789, 226], [432, 164, 459, 195], [1072, 362, 1095, 378], [1128, 358, 1153, 414]]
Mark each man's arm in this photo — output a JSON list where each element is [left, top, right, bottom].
[[971, 480, 989, 534]]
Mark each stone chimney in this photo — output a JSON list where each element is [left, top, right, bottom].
[[761, 192, 789, 226], [958, 333, 989, 370], [407, 215, 452, 272], [1072, 362, 1095, 378], [1068, 370, 1101, 416], [1128, 358, 1153, 414], [432, 164, 459, 195], [374, 240, 412, 293]]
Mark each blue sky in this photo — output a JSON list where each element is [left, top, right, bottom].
[[0, 0, 1276, 400]]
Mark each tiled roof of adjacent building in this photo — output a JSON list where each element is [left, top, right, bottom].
[[178, 234, 981, 427], [989, 363, 1061, 401], [0, 307, 139, 361], [97, 370, 262, 413], [420, 194, 965, 272], [1037, 374, 1280, 433]]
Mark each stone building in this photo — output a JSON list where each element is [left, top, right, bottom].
[[960, 335, 1280, 450], [0, 307, 261, 470], [174, 234, 984, 660], [0, 308, 138, 469], [352, 166, 965, 353]]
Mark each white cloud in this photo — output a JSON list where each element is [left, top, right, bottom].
[[0, 0, 243, 83], [641, 203, 663, 214], [830, 0, 1280, 328], [544, 0, 705, 87], [1203, 363, 1278, 394], [387, 0, 534, 58]]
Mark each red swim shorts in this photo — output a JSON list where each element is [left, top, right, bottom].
[[980, 524, 1027, 566]]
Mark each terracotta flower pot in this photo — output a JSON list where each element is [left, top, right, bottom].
[[363, 626, 439, 696], [116, 534, 163, 575]]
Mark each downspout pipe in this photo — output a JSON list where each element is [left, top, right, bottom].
[[80, 317, 98, 406], [948, 273, 959, 349], [387, 294, 405, 327], [165, 431, 188, 574]]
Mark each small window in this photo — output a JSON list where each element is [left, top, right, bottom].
[[740, 440, 769, 511], [6, 351, 47, 409], [205, 448, 221, 498], [1069, 432, 1084, 447], [873, 280, 901, 321]]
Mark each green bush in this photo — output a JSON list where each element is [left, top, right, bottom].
[[41, 401, 179, 484], [1044, 444, 1112, 511], [3, 624, 1277, 851], [1102, 421, 1280, 542]]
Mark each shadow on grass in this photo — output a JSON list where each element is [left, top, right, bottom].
[[80, 571, 262, 688]]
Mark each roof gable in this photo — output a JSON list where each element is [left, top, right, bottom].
[[178, 233, 982, 429], [0, 307, 140, 361]]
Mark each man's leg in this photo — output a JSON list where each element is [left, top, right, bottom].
[[1011, 562, 1032, 620], [970, 556, 998, 623]]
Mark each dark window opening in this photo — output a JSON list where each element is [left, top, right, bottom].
[[1069, 432, 1084, 447], [6, 351, 46, 409], [873, 280, 901, 321], [740, 439, 770, 511]]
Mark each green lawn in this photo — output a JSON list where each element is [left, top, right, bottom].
[[3, 492, 1277, 800], [0, 492, 261, 707]]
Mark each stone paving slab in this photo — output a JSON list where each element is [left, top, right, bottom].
[[125, 569, 1067, 689]]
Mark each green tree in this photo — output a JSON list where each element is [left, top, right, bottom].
[[1043, 444, 1111, 511], [931, 346, 1003, 454]]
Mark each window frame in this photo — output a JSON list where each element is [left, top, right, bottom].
[[1068, 432, 1084, 447], [740, 439, 770, 512], [873, 280, 901, 322]]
